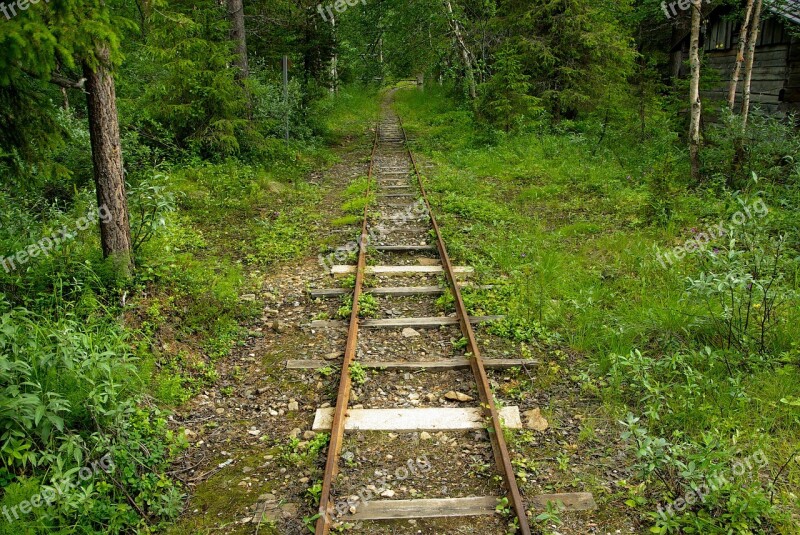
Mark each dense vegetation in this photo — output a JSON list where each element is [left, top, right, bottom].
[[1, 0, 798, 533]]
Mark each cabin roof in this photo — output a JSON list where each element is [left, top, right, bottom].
[[769, 0, 800, 25]]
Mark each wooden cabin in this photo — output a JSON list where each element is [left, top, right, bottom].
[[670, 0, 800, 114]]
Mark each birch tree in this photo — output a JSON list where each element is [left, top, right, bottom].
[[740, 0, 764, 128], [688, 0, 703, 181], [726, 0, 756, 109], [443, 0, 477, 99]]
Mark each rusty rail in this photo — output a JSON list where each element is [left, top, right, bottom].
[[315, 126, 379, 535], [398, 115, 532, 535]]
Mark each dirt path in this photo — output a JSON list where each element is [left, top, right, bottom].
[[162, 126, 377, 535]]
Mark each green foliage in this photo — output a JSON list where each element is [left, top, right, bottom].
[[644, 153, 685, 226], [336, 293, 379, 320], [336, 294, 353, 319], [276, 433, 330, 469], [478, 43, 542, 132], [349, 363, 367, 386], [534, 500, 564, 527], [0, 297, 138, 464], [357, 293, 379, 318], [0, 297, 184, 533], [686, 225, 796, 354], [341, 196, 370, 215], [394, 85, 800, 530], [331, 215, 362, 227], [0, 0, 134, 176], [132, 2, 248, 158], [304, 480, 323, 506], [128, 170, 178, 253], [703, 109, 800, 188], [487, 317, 557, 345], [605, 348, 749, 431], [621, 415, 784, 533], [495, 0, 636, 119]]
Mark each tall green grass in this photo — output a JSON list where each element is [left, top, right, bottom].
[[394, 85, 800, 533]]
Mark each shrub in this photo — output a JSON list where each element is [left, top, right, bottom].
[[0, 297, 185, 533]]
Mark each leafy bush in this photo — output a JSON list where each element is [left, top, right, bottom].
[[685, 213, 797, 355], [0, 297, 185, 533], [621, 415, 784, 534], [704, 109, 800, 188]]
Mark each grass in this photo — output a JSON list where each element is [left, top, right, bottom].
[[393, 85, 800, 533]]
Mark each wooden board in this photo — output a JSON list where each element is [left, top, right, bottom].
[[375, 226, 430, 233], [286, 358, 537, 370], [310, 286, 443, 298], [309, 283, 493, 299], [310, 315, 503, 329], [331, 265, 473, 276], [347, 496, 497, 520], [380, 216, 429, 221], [312, 406, 523, 432], [374, 245, 435, 251], [344, 492, 596, 521]]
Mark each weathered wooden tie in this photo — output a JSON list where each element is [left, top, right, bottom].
[[287, 358, 536, 370], [312, 406, 523, 432], [330, 265, 473, 276], [343, 493, 597, 522], [310, 315, 502, 329]]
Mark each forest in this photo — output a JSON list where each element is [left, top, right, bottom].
[[0, 0, 799, 534]]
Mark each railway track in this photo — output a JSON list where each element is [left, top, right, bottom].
[[301, 94, 595, 534]]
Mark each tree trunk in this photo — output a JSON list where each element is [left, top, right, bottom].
[[688, 0, 703, 182], [740, 0, 763, 129], [227, 0, 249, 80], [443, 0, 477, 100], [83, 45, 134, 279], [329, 13, 338, 94], [727, 0, 755, 109]]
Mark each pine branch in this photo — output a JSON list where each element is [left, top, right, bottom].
[[22, 69, 87, 91]]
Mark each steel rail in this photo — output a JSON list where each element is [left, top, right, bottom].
[[397, 114, 533, 535], [315, 125, 379, 535]]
